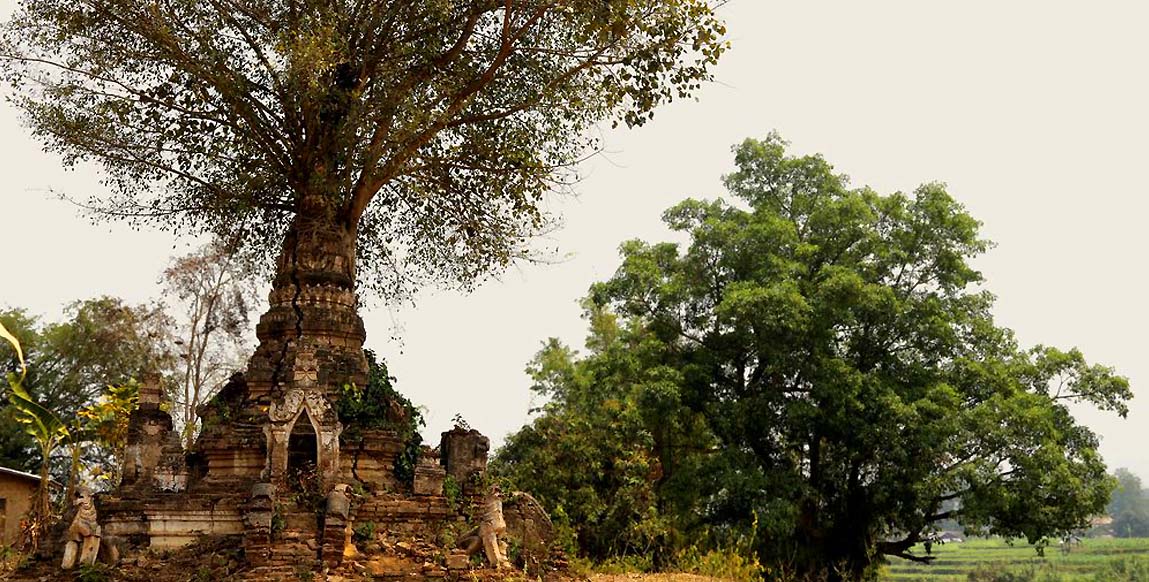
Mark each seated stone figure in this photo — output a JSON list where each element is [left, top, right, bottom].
[[61, 488, 101, 569], [457, 485, 512, 570]]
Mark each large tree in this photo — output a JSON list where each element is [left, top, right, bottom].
[[582, 135, 1130, 581], [493, 303, 714, 564], [1, 2, 728, 452], [161, 240, 258, 448], [1, 0, 727, 300]]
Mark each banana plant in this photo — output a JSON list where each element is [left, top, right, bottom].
[[1, 319, 69, 545]]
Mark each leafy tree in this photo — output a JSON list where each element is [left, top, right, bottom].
[[493, 302, 713, 564], [0, 299, 174, 482], [1107, 469, 1149, 538], [1, 0, 728, 300], [73, 380, 140, 489], [583, 135, 1130, 581], [161, 240, 258, 448], [21, 298, 173, 419]]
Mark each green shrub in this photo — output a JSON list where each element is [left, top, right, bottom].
[[338, 350, 425, 486], [676, 547, 763, 581], [352, 520, 377, 543], [75, 563, 113, 582], [443, 475, 461, 513], [966, 563, 1067, 582], [595, 554, 654, 574]]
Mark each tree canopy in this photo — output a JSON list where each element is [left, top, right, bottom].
[[493, 304, 713, 565], [498, 135, 1131, 581], [1, 0, 727, 299]]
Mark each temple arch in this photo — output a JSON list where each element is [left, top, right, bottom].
[[286, 409, 320, 489]]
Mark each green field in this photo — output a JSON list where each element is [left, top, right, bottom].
[[882, 538, 1149, 582]]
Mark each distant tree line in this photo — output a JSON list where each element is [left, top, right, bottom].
[[1107, 469, 1149, 538], [492, 136, 1131, 582]]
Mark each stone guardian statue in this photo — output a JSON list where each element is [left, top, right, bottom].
[[458, 485, 512, 570], [61, 488, 101, 569]]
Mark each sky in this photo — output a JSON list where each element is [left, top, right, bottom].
[[1, 1, 1147, 478]]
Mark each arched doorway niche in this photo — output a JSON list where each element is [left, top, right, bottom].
[[267, 387, 343, 488], [286, 409, 320, 491]]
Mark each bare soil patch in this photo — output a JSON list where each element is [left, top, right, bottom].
[[590, 575, 728, 582]]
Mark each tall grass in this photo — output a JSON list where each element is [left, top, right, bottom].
[[884, 538, 1149, 582]]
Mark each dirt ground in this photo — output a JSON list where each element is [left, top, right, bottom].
[[590, 575, 728, 582]]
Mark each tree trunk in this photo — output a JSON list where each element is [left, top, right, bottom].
[[194, 194, 369, 487], [33, 451, 50, 548], [247, 200, 368, 486], [65, 442, 80, 511], [244, 204, 369, 406]]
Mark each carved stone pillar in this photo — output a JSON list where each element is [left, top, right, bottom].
[[440, 428, 490, 496]]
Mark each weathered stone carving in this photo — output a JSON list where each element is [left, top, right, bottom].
[[413, 448, 446, 496], [269, 387, 332, 422], [325, 483, 352, 521], [120, 374, 187, 491], [440, 427, 490, 490], [267, 386, 343, 485], [457, 486, 511, 570], [61, 489, 101, 570], [322, 483, 354, 568], [243, 482, 276, 531]]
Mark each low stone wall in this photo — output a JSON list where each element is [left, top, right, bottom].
[[98, 489, 247, 550], [352, 492, 458, 538]]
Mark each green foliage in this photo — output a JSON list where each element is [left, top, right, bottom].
[[443, 475, 462, 514], [501, 135, 1131, 582], [1092, 555, 1149, 582], [1, 0, 728, 300], [966, 563, 1048, 582], [674, 547, 763, 581], [76, 380, 139, 457], [287, 461, 325, 515], [1106, 469, 1149, 538], [352, 520, 376, 544], [74, 562, 113, 582], [336, 350, 419, 434], [1, 299, 176, 519], [270, 506, 287, 539], [337, 349, 424, 484], [0, 299, 173, 479], [493, 302, 710, 564], [2, 318, 67, 527], [885, 538, 1149, 582]]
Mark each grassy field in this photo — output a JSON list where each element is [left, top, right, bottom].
[[882, 538, 1149, 582]]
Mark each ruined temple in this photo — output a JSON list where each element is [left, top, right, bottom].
[[83, 220, 559, 581]]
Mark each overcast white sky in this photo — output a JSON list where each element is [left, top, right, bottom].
[[2, 1, 1147, 478]]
